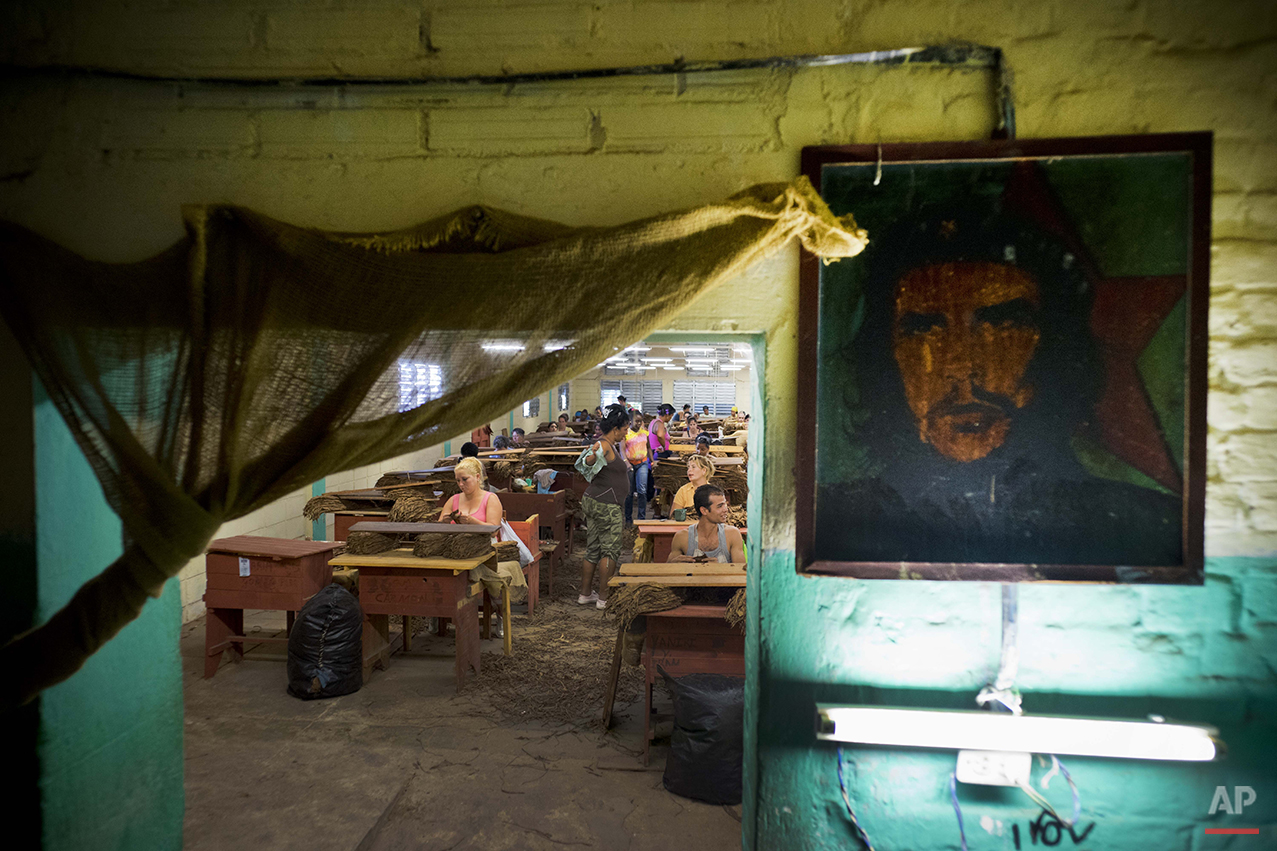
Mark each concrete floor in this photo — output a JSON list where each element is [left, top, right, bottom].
[[182, 598, 742, 849]]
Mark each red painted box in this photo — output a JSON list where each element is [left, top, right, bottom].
[[202, 536, 344, 678]]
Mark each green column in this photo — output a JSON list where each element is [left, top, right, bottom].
[[35, 377, 183, 850], [311, 478, 326, 541]]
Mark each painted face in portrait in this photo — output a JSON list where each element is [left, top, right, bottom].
[[892, 261, 1041, 462]]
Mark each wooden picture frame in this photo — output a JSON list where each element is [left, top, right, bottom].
[[797, 133, 1211, 583]]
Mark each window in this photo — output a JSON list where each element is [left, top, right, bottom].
[[522, 396, 541, 418], [558, 383, 570, 412], [397, 361, 443, 412], [673, 380, 736, 416], [601, 379, 662, 411], [600, 381, 622, 410]]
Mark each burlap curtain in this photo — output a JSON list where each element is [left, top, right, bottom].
[[0, 177, 865, 706]]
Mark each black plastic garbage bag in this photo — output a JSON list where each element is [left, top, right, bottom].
[[660, 667, 744, 804], [287, 583, 363, 700]]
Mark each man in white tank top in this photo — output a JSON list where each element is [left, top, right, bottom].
[[668, 484, 745, 563]]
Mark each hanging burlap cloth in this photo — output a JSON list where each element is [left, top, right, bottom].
[[0, 177, 864, 706]]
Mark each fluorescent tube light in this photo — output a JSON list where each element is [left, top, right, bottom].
[[481, 342, 525, 353], [815, 705, 1220, 762], [624, 345, 651, 352], [663, 367, 682, 371], [670, 347, 714, 354]]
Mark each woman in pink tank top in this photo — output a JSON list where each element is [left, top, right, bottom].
[[438, 457, 504, 530]]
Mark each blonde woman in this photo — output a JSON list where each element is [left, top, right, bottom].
[[437, 456, 522, 636], [438, 457, 504, 526], [671, 454, 715, 518]]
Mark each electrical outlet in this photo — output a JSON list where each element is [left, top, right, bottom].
[[955, 750, 1032, 787]]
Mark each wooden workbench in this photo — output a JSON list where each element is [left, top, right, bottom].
[[328, 549, 491, 691], [331, 509, 391, 541], [641, 604, 745, 763], [501, 489, 571, 591], [601, 562, 746, 762], [669, 443, 745, 455], [203, 536, 345, 678]]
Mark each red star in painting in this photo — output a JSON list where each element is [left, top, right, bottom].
[[1003, 162, 1185, 494]]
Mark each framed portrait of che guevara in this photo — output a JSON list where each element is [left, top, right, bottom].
[[797, 133, 1210, 584]]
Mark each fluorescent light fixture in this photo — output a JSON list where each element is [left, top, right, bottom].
[[663, 367, 682, 371], [722, 366, 744, 371], [624, 345, 651, 352], [670, 347, 714, 354], [481, 342, 525, 353], [815, 705, 1220, 762]]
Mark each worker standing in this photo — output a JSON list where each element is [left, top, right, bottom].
[[623, 411, 650, 523]]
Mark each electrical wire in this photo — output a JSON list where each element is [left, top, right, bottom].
[[1043, 756, 1082, 826], [949, 773, 969, 851], [0, 44, 999, 89], [836, 747, 877, 851]]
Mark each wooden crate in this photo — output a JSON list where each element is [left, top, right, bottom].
[[641, 605, 745, 764], [501, 489, 572, 569], [333, 510, 390, 542], [202, 536, 344, 678]]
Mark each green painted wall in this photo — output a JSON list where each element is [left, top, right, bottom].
[[753, 551, 1277, 848], [35, 379, 184, 851]]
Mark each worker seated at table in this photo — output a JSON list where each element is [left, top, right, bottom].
[[694, 435, 713, 456], [439, 457, 503, 525], [492, 435, 511, 450], [671, 454, 715, 520], [438, 457, 522, 633], [554, 413, 570, 432], [452, 450, 499, 494], [683, 415, 702, 441], [668, 484, 745, 563]]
